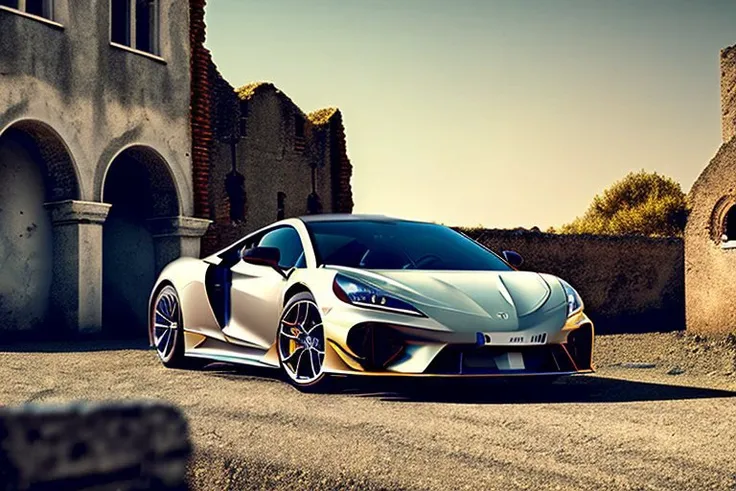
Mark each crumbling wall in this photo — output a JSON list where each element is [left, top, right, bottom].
[[722, 45, 736, 143], [202, 80, 352, 255]]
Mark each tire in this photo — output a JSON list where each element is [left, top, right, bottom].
[[151, 284, 191, 369], [277, 292, 332, 392]]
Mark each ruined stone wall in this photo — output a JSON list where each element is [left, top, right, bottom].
[[722, 45, 736, 143], [203, 82, 343, 254], [685, 138, 736, 335], [462, 228, 685, 334]]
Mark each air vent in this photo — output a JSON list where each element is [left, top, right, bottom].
[[530, 333, 547, 345], [509, 336, 524, 343]]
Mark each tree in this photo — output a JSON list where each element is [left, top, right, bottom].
[[559, 170, 689, 237]]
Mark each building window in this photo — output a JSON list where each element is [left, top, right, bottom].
[[225, 169, 246, 223], [110, 0, 159, 55], [110, 0, 131, 45], [1, 0, 54, 20], [135, 0, 159, 54], [26, 0, 52, 18], [722, 205, 736, 247], [294, 115, 305, 152], [277, 192, 286, 221], [239, 117, 247, 139], [307, 192, 323, 215]]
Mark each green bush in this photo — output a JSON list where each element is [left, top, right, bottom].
[[559, 170, 689, 237]]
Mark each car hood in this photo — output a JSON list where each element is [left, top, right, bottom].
[[327, 266, 569, 332]]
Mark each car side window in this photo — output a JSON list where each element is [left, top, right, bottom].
[[258, 227, 306, 269]]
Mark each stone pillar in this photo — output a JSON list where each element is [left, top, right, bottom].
[[146, 216, 212, 275], [45, 200, 111, 335]]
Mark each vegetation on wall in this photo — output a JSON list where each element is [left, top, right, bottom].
[[552, 170, 689, 238], [308, 107, 338, 126]]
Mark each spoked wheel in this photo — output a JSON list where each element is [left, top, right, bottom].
[[277, 292, 330, 391], [152, 285, 189, 368]]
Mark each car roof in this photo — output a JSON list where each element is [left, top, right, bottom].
[[297, 213, 433, 225]]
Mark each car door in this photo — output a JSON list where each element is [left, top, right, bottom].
[[223, 226, 306, 350]]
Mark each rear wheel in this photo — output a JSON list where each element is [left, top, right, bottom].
[[152, 285, 189, 368], [277, 292, 331, 391]]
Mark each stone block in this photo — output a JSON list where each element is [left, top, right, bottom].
[[0, 401, 191, 491]]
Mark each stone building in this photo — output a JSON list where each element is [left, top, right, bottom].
[[685, 44, 736, 335], [0, 0, 354, 338], [202, 72, 354, 254]]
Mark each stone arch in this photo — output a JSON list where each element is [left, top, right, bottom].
[[94, 140, 193, 217], [0, 120, 81, 334], [101, 144, 181, 216], [101, 145, 180, 336], [0, 119, 81, 202], [709, 195, 736, 243]]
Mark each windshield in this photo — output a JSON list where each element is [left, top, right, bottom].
[[306, 220, 513, 271]]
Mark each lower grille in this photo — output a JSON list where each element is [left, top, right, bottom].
[[425, 344, 577, 375]]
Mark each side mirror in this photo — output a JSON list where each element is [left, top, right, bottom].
[[241, 246, 280, 266], [241, 246, 290, 279], [502, 250, 524, 268]]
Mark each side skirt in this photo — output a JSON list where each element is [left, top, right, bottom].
[[183, 331, 280, 369], [186, 351, 278, 369]]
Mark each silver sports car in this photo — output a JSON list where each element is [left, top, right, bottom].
[[149, 214, 594, 390]]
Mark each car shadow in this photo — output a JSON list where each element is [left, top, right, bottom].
[[339, 375, 736, 404], [195, 362, 736, 404], [199, 362, 287, 383]]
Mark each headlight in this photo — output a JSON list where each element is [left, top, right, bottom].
[[559, 279, 583, 317], [332, 274, 426, 317]]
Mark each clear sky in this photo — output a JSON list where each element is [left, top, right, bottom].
[[204, 0, 736, 229]]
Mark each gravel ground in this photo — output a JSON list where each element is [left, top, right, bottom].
[[0, 332, 735, 491]]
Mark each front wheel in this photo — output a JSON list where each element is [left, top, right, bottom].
[[277, 292, 331, 392], [151, 285, 190, 369]]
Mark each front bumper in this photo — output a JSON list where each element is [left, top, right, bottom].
[[320, 309, 595, 378]]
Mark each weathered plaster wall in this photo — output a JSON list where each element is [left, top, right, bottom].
[[0, 1, 193, 333], [685, 139, 736, 335], [722, 45, 736, 143], [0, 136, 53, 332], [0, 0, 193, 210], [463, 229, 685, 334]]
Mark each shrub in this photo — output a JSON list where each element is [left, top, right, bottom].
[[559, 170, 689, 237]]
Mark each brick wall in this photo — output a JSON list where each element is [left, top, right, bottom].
[[462, 228, 685, 334]]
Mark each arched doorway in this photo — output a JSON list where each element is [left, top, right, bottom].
[[0, 121, 80, 334], [102, 146, 179, 337]]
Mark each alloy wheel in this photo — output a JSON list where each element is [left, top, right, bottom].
[[153, 287, 179, 362], [278, 299, 326, 385]]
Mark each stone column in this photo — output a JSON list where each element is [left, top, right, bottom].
[[45, 200, 111, 335], [146, 216, 212, 275]]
